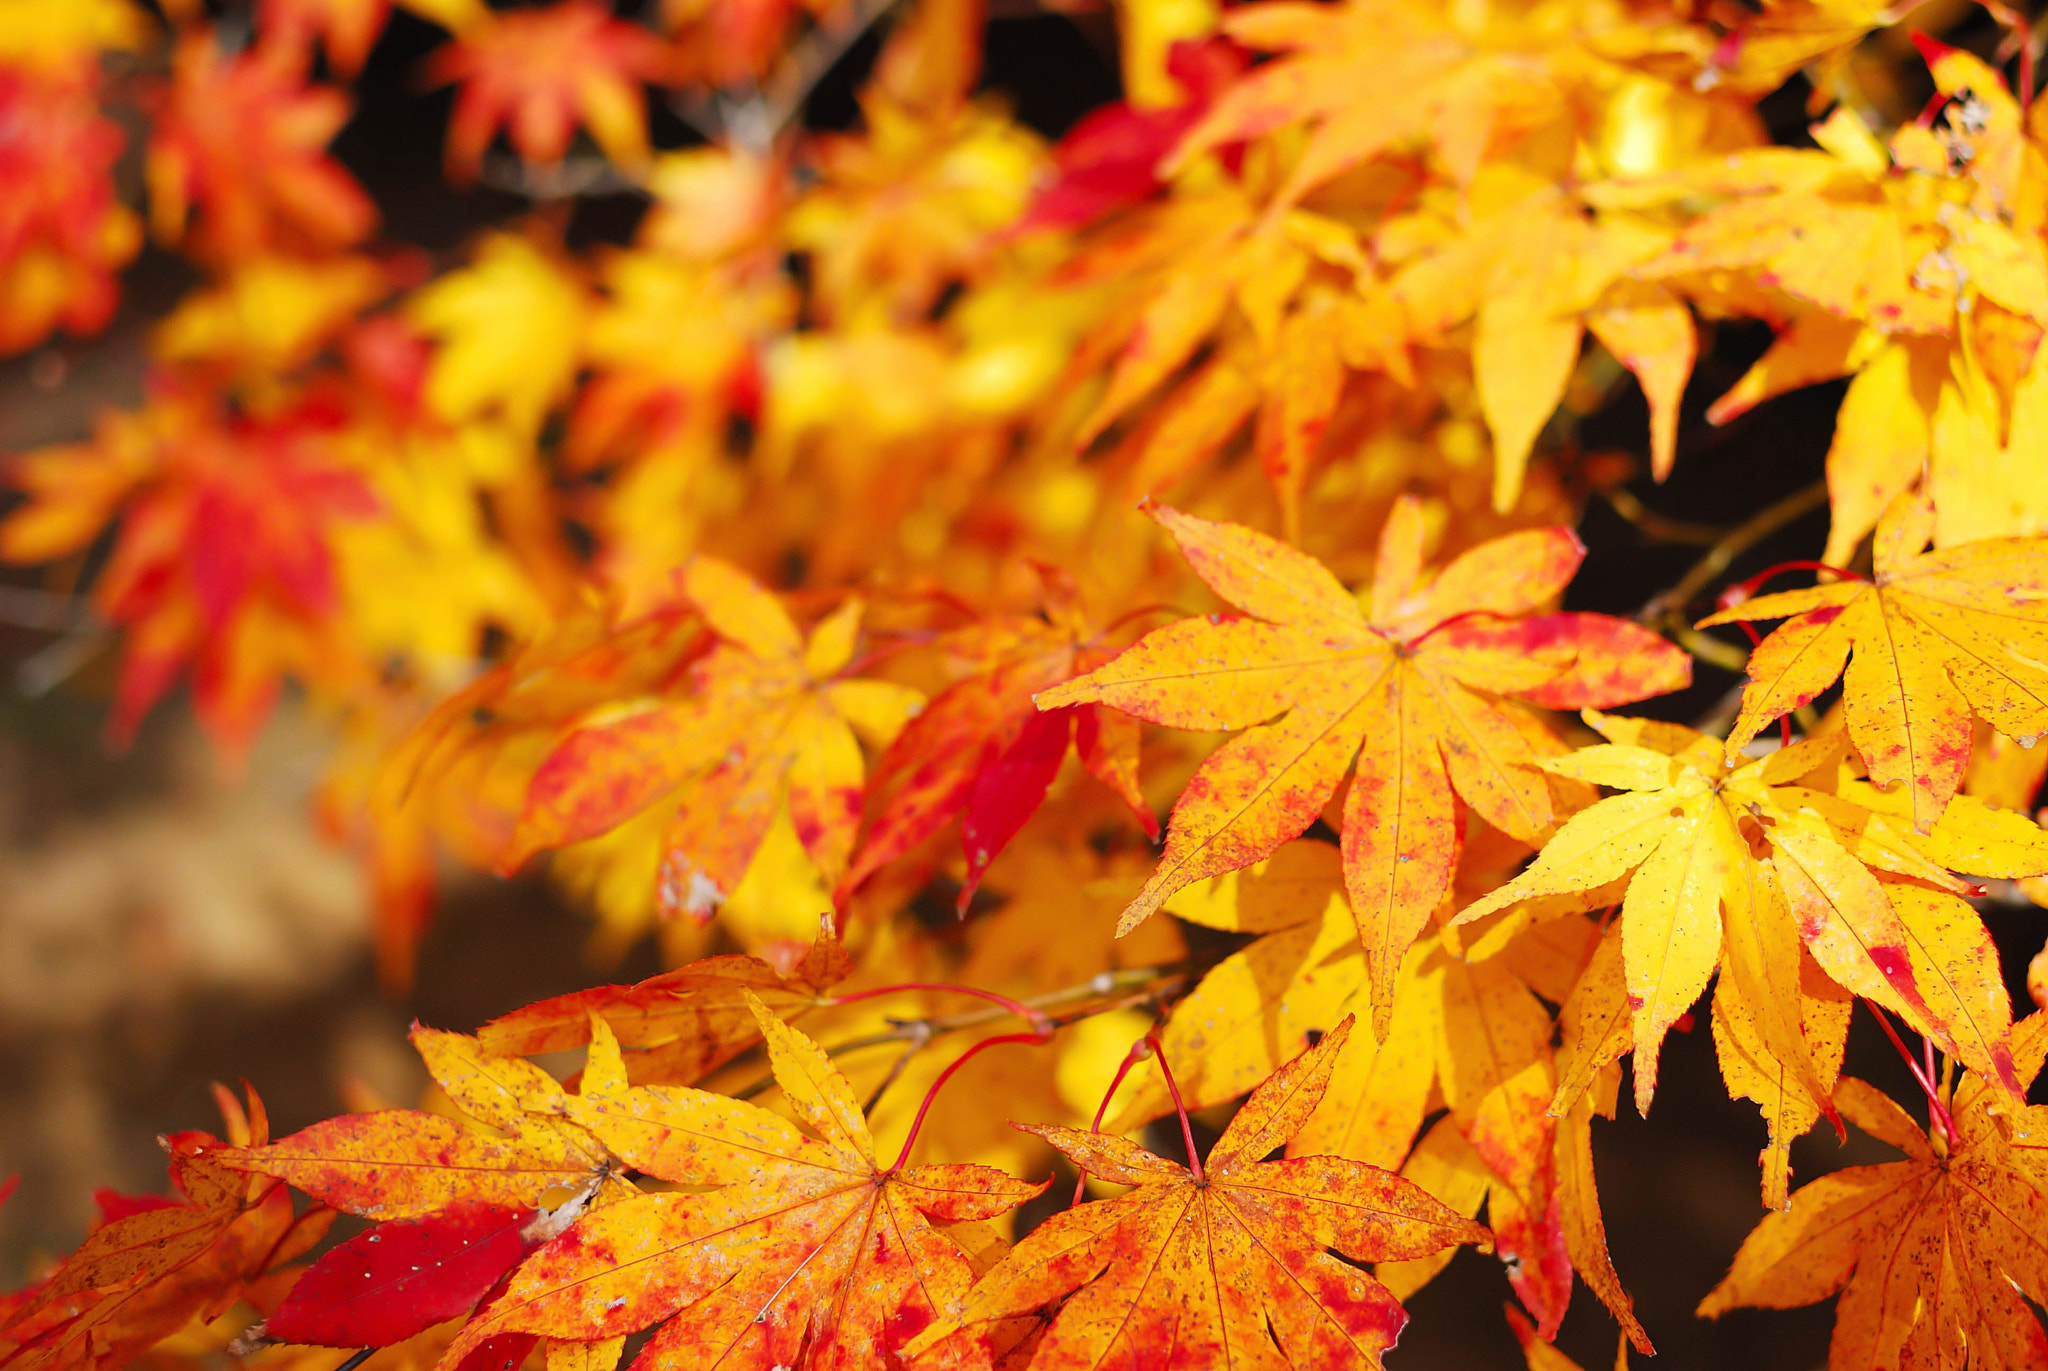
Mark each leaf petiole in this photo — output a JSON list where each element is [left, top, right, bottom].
[[1865, 1000, 1956, 1148], [1716, 558, 1868, 612], [827, 982, 1055, 1036], [889, 1029, 1052, 1172], [1717, 615, 1792, 745], [1072, 1033, 1158, 1206], [1149, 1032, 1204, 1184]]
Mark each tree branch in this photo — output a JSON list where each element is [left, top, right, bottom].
[[1636, 477, 1830, 629], [732, 961, 1199, 1102]]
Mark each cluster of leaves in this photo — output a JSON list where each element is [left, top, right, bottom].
[[4, 0, 2048, 1366]]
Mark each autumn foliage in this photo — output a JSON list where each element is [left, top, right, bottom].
[[6, 0, 2048, 1367]]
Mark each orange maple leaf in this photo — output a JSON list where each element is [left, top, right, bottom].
[[0, 1090, 329, 1371], [355, 596, 716, 980], [1039, 498, 1689, 1035], [0, 64, 140, 354], [1699, 490, 2048, 832], [224, 1026, 620, 1220], [476, 916, 849, 1085], [1101, 848, 1640, 1345], [1601, 45, 2046, 556], [1700, 1019, 2048, 1369], [906, 1016, 1492, 1370], [425, 0, 671, 183], [145, 31, 376, 260], [257, 0, 392, 76], [1148, 0, 1707, 504], [1057, 186, 1370, 534], [500, 556, 923, 921], [440, 995, 1045, 1371]]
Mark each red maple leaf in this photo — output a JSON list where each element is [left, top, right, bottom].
[[146, 31, 377, 260], [425, 1, 672, 183]]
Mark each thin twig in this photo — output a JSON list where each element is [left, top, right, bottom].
[[671, 0, 907, 155], [0, 585, 89, 631], [760, 0, 906, 140], [731, 961, 1199, 1101], [476, 153, 646, 201], [828, 981, 1054, 1034], [862, 1019, 932, 1113], [1667, 624, 1751, 675], [1595, 486, 1727, 546], [1636, 477, 1830, 627], [18, 624, 109, 698]]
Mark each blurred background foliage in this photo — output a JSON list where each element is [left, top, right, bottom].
[[0, 0, 2044, 1366]]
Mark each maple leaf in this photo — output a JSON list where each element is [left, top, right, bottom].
[[1009, 39, 1246, 237], [258, 0, 392, 76], [1139, 0, 1715, 507], [1453, 714, 2039, 1127], [1700, 1018, 2048, 1368], [355, 596, 717, 977], [1700, 490, 2048, 831], [1098, 842, 1640, 1343], [1709, 928, 1854, 1209], [145, 32, 376, 261], [501, 556, 921, 927], [1056, 186, 1374, 533], [0, 64, 141, 354], [1039, 498, 1688, 1035], [1317, 919, 1601, 1342], [440, 996, 1045, 1371], [153, 254, 391, 379], [425, 0, 671, 183], [1158, 0, 1729, 207], [568, 233, 791, 502], [1550, 1077, 1650, 1356], [223, 1025, 621, 1220], [374, 593, 711, 845], [906, 1017, 1492, 1370], [785, 94, 1043, 328], [408, 233, 588, 437], [476, 917, 849, 1085], [327, 420, 555, 687], [0, 1091, 330, 1371], [838, 580, 1156, 910], [259, 1201, 557, 1349], [0, 376, 379, 756], [1601, 47, 2048, 556]]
